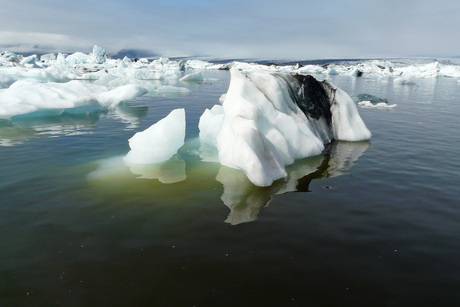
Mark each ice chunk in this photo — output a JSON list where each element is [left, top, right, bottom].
[[123, 108, 186, 164], [185, 59, 214, 70], [199, 69, 371, 186], [0, 79, 147, 119], [0, 80, 104, 118], [155, 85, 190, 95], [65, 52, 89, 65], [356, 93, 388, 104], [328, 84, 373, 141], [358, 101, 398, 109], [40, 53, 57, 63], [199, 70, 322, 186], [180, 72, 204, 82], [88, 45, 107, 64], [97, 84, 148, 107], [0, 51, 22, 67], [20, 55, 41, 68]]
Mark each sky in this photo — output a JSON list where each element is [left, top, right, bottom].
[[0, 0, 459, 60]]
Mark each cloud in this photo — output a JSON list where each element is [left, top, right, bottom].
[[0, 0, 459, 59], [0, 31, 92, 54]]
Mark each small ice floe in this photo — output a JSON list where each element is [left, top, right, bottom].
[[358, 101, 397, 109], [179, 72, 204, 83], [123, 108, 186, 165]]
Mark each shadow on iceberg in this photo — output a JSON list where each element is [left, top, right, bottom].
[[217, 141, 370, 225]]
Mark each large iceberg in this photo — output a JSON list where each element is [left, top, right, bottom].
[[0, 80, 147, 119], [199, 69, 371, 187], [123, 108, 186, 164]]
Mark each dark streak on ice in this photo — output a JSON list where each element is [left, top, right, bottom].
[[277, 74, 334, 127]]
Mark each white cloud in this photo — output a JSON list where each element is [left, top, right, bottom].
[[0, 31, 92, 54], [0, 1, 459, 59]]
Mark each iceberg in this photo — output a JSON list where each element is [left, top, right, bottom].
[[20, 55, 41, 68], [97, 84, 148, 108], [199, 69, 371, 187], [123, 108, 186, 164], [179, 72, 204, 82], [88, 45, 107, 65], [358, 101, 397, 109], [0, 80, 147, 119]]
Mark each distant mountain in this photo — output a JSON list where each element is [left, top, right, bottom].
[[111, 49, 159, 59]]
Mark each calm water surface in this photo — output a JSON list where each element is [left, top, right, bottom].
[[0, 70, 459, 306]]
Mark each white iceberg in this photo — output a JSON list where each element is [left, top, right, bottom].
[[199, 69, 371, 187], [358, 101, 398, 109], [88, 45, 107, 65], [179, 72, 204, 82], [123, 108, 186, 164], [96, 84, 148, 108], [0, 79, 147, 119]]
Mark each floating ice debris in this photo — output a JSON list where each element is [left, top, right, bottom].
[[179, 72, 204, 82], [358, 101, 398, 109], [88, 45, 107, 65], [356, 93, 388, 104], [0, 80, 147, 119], [123, 108, 186, 164], [97, 84, 148, 108], [155, 85, 191, 95]]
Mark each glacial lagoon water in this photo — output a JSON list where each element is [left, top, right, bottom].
[[1, 69, 459, 306]]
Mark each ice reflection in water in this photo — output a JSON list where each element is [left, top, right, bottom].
[[109, 102, 148, 130], [0, 103, 148, 146], [127, 155, 186, 183], [88, 140, 369, 225], [218, 141, 370, 224]]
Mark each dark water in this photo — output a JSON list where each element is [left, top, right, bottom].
[[0, 70, 459, 306]]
